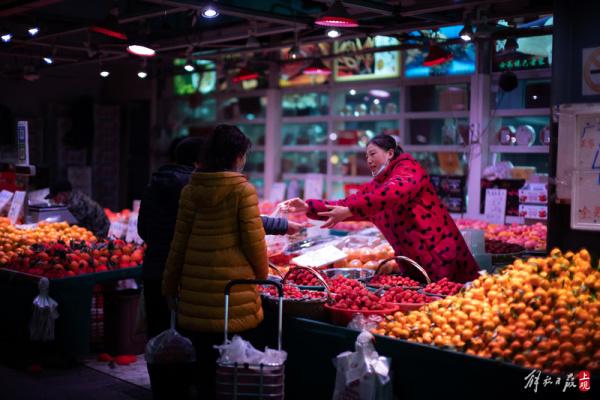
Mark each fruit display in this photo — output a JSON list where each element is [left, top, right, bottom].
[[336, 244, 397, 272], [368, 275, 421, 288], [0, 218, 96, 263], [1, 239, 144, 278], [260, 284, 326, 300], [329, 284, 389, 311], [328, 275, 365, 294], [455, 219, 546, 251], [373, 249, 599, 375], [104, 208, 133, 223], [423, 278, 464, 296], [485, 240, 525, 254], [285, 268, 324, 287], [381, 288, 438, 304]]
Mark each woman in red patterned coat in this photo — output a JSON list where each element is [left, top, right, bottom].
[[283, 134, 479, 283]]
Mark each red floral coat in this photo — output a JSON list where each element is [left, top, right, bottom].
[[306, 154, 479, 283]]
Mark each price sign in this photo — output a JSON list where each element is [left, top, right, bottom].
[[268, 182, 287, 203], [303, 174, 324, 200], [8, 191, 26, 224], [484, 188, 507, 225]]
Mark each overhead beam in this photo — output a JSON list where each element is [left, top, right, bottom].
[[142, 0, 312, 27], [0, 0, 64, 17]]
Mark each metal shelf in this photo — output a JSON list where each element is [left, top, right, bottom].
[[282, 145, 328, 152], [281, 116, 329, 124], [332, 114, 402, 122], [403, 145, 470, 153], [489, 145, 549, 154], [404, 111, 470, 119], [493, 108, 551, 117], [330, 175, 372, 183]]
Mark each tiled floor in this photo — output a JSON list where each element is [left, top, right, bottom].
[[84, 354, 151, 390], [0, 363, 152, 400]]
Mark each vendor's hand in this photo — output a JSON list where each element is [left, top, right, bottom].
[[318, 205, 353, 229], [280, 198, 308, 213], [165, 295, 177, 311], [286, 221, 304, 235]]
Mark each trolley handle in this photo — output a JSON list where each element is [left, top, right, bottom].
[[223, 279, 284, 351]]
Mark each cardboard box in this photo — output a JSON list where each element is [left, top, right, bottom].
[[518, 204, 548, 220]]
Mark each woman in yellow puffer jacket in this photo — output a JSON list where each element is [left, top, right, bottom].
[[162, 125, 268, 398]]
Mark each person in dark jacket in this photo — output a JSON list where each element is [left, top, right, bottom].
[[138, 137, 301, 337]]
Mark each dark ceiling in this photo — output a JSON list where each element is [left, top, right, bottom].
[[0, 0, 554, 78]]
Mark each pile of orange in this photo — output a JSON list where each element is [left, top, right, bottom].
[[373, 248, 600, 374], [0, 218, 96, 264]]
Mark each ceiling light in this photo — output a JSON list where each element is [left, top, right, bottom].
[[43, 56, 53, 64], [100, 69, 110, 78], [184, 63, 195, 72], [315, 0, 359, 28], [326, 28, 341, 38], [28, 27, 40, 37], [349, 89, 356, 95], [303, 59, 331, 76], [1, 33, 12, 43], [329, 132, 338, 141], [369, 89, 390, 98], [373, 99, 380, 105], [127, 43, 156, 57], [201, 3, 219, 19], [233, 66, 259, 83], [459, 22, 473, 42], [288, 44, 305, 60], [423, 43, 452, 67], [138, 70, 148, 79]]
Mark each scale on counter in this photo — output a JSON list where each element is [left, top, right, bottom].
[[27, 203, 77, 224]]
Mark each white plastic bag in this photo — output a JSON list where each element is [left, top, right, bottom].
[[145, 312, 196, 364], [214, 335, 287, 366], [332, 331, 393, 400], [29, 277, 59, 342], [265, 205, 290, 255]]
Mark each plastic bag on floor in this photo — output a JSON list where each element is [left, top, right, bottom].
[[332, 331, 393, 400], [30, 278, 59, 342], [145, 312, 195, 364], [214, 335, 287, 365]]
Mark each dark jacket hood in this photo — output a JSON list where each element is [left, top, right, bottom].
[[150, 164, 194, 201]]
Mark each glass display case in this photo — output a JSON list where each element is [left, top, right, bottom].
[[493, 79, 550, 109], [411, 152, 469, 176], [489, 115, 550, 146], [220, 96, 266, 120], [407, 84, 469, 112], [407, 118, 469, 145], [282, 123, 328, 146], [330, 152, 370, 177], [245, 151, 265, 173], [333, 88, 400, 116], [332, 120, 399, 147], [281, 152, 328, 174], [282, 92, 329, 117], [238, 124, 266, 146]]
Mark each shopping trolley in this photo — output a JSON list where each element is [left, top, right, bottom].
[[216, 279, 285, 400]]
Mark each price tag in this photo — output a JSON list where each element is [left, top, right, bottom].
[[303, 174, 324, 200], [109, 221, 126, 239], [125, 213, 143, 244], [268, 182, 287, 203], [484, 188, 507, 225], [8, 191, 26, 224], [291, 245, 347, 268], [0, 190, 13, 213]]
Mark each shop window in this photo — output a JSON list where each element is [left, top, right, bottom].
[[171, 98, 217, 137], [281, 152, 327, 174], [221, 96, 266, 120], [407, 84, 469, 112], [238, 124, 265, 146], [282, 92, 329, 117], [334, 88, 400, 116], [330, 152, 371, 177], [493, 79, 550, 109], [249, 177, 264, 198], [245, 151, 265, 173], [410, 151, 469, 176], [490, 116, 550, 146], [282, 123, 328, 146], [497, 153, 549, 174], [407, 118, 469, 145], [332, 120, 399, 146]]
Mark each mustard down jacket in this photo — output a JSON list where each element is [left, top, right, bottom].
[[162, 171, 268, 333]]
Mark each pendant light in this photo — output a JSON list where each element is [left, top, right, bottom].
[[315, 1, 359, 28]]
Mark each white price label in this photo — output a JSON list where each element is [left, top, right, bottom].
[[0, 190, 13, 213], [8, 191, 26, 224], [484, 188, 507, 225], [291, 245, 347, 268]]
